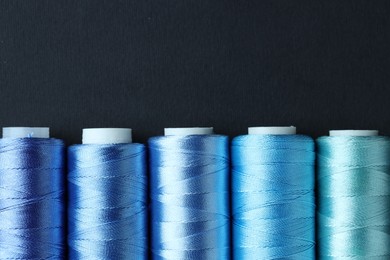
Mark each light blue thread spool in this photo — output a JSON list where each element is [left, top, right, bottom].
[[149, 127, 230, 260], [232, 126, 315, 259], [68, 128, 147, 259], [317, 130, 390, 259]]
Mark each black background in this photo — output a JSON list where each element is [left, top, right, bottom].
[[1, 0, 390, 144]]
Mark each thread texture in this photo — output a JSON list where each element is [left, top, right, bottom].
[[0, 138, 65, 259], [317, 136, 390, 259], [232, 135, 315, 259], [68, 143, 147, 259], [149, 135, 230, 260]]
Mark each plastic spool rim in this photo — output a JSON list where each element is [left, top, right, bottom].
[[248, 126, 296, 135], [164, 127, 213, 136], [82, 128, 132, 144], [2, 127, 50, 138], [329, 130, 378, 136]]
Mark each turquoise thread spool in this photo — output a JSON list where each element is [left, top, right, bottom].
[[317, 130, 390, 259]]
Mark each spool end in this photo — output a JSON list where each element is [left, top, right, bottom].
[[82, 128, 132, 144], [164, 127, 213, 136], [248, 126, 296, 135], [329, 130, 378, 136], [3, 127, 50, 138]]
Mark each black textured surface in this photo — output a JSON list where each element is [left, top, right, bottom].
[[1, 1, 390, 144]]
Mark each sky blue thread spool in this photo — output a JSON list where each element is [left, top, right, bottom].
[[149, 127, 230, 260], [317, 130, 390, 259], [0, 127, 65, 259], [68, 128, 147, 259], [232, 126, 315, 259]]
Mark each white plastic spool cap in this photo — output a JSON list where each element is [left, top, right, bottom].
[[164, 127, 213, 136], [248, 126, 296, 135], [3, 127, 50, 138], [82, 128, 132, 144], [329, 130, 378, 136]]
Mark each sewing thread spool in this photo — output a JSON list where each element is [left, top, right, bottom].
[[149, 127, 230, 260], [317, 130, 390, 259], [232, 126, 315, 259], [68, 128, 147, 259], [0, 127, 65, 259]]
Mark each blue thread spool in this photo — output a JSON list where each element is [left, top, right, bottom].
[[68, 128, 147, 259], [317, 130, 390, 259], [0, 127, 65, 259], [149, 127, 230, 260], [232, 126, 315, 259]]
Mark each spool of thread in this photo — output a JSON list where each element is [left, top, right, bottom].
[[149, 127, 230, 259], [68, 128, 147, 259], [317, 130, 390, 258], [232, 126, 315, 259], [0, 127, 65, 259]]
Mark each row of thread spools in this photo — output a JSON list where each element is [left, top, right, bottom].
[[0, 126, 388, 259]]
